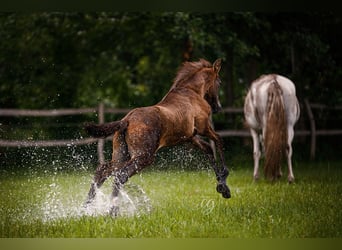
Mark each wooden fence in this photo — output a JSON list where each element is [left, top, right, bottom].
[[0, 99, 341, 161]]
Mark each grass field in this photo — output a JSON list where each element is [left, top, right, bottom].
[[0, 159, 341, 238]]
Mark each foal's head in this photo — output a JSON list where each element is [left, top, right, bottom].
[[204, 59, 223, 114], [172, 58, 223, 113]]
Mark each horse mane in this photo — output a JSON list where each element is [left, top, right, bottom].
[[171, 59, 212, 89]]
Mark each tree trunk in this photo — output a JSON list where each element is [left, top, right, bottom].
[[224, 47, 234, 107], [182, 37, 193, 62], [246, 58, 258, 85]]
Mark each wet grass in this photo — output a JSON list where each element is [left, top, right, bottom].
[[0, 161, 341, 238]]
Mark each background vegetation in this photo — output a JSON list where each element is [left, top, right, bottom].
[[0, 12, 341, 160], [1, 12, 341, 109]]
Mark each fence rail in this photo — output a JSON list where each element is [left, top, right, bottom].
[[0, 108, 97, 117], [1, 99, 341, 160]]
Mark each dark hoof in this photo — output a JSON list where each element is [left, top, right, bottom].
[[216, 183, 231, 199], [115, 170, 129, 185], [109, 206, 119, 217], [288, 176, 295, 184]]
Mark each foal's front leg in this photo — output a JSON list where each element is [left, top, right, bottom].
[[192, 135, 230, 199], [206, 127, 230, 198], [191, 136, 219, 173]]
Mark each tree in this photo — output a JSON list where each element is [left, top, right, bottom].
[[0, 12, 340, 110]]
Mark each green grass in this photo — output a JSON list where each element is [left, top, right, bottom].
[[0, 161, 341, 238]]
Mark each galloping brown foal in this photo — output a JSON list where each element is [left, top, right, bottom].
[[84, 59, 231, 215]]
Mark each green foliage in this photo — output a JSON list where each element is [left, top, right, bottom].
[[1, 12, 340, 109]]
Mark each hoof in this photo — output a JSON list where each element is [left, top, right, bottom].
[[115, 169, 129, 185], [288, 176, 295, 184], [216, 183, 231, 199], [109, 206, 119, 217], [253, 175, 259, 182]]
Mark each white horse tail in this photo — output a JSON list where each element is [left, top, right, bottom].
[[264, 76, 288, 181]]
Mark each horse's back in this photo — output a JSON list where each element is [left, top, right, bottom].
[[121, 103, 193, 151], [245, 74, 299, 127], [251, 74, 296, 105], [273, 75, 300, 125]]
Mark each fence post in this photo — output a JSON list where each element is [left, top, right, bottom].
[[97, 103, 105, 164], [304, 98, 316, 160]]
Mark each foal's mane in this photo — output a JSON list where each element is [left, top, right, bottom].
[[171, 59, 212, 89]]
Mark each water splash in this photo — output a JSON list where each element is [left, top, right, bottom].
[[40, 181, 152, 222]]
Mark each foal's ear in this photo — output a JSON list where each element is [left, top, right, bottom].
[[213, 58, 222, 73]]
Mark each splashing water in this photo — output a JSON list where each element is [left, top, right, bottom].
[[2, 145, 152, 224], [80, 182, 152, 219], [37, 146, 203, 221], [40, 180, 152, 222]]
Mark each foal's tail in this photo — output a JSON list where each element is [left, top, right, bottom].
[[264, 78, 288, 180], [84, 120, 128, 138]]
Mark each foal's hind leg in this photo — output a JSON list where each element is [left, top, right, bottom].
[[107, 153, 156, 216], [108, 126, 160, 215], [85, 161, 114, 205], [85, 131, 130, 208], [109, 131, 131, 215], [110, 176, 123, 216]]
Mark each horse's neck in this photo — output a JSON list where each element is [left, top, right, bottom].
[[187, 84, 205, 97], [162, 84, 205, 102]]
